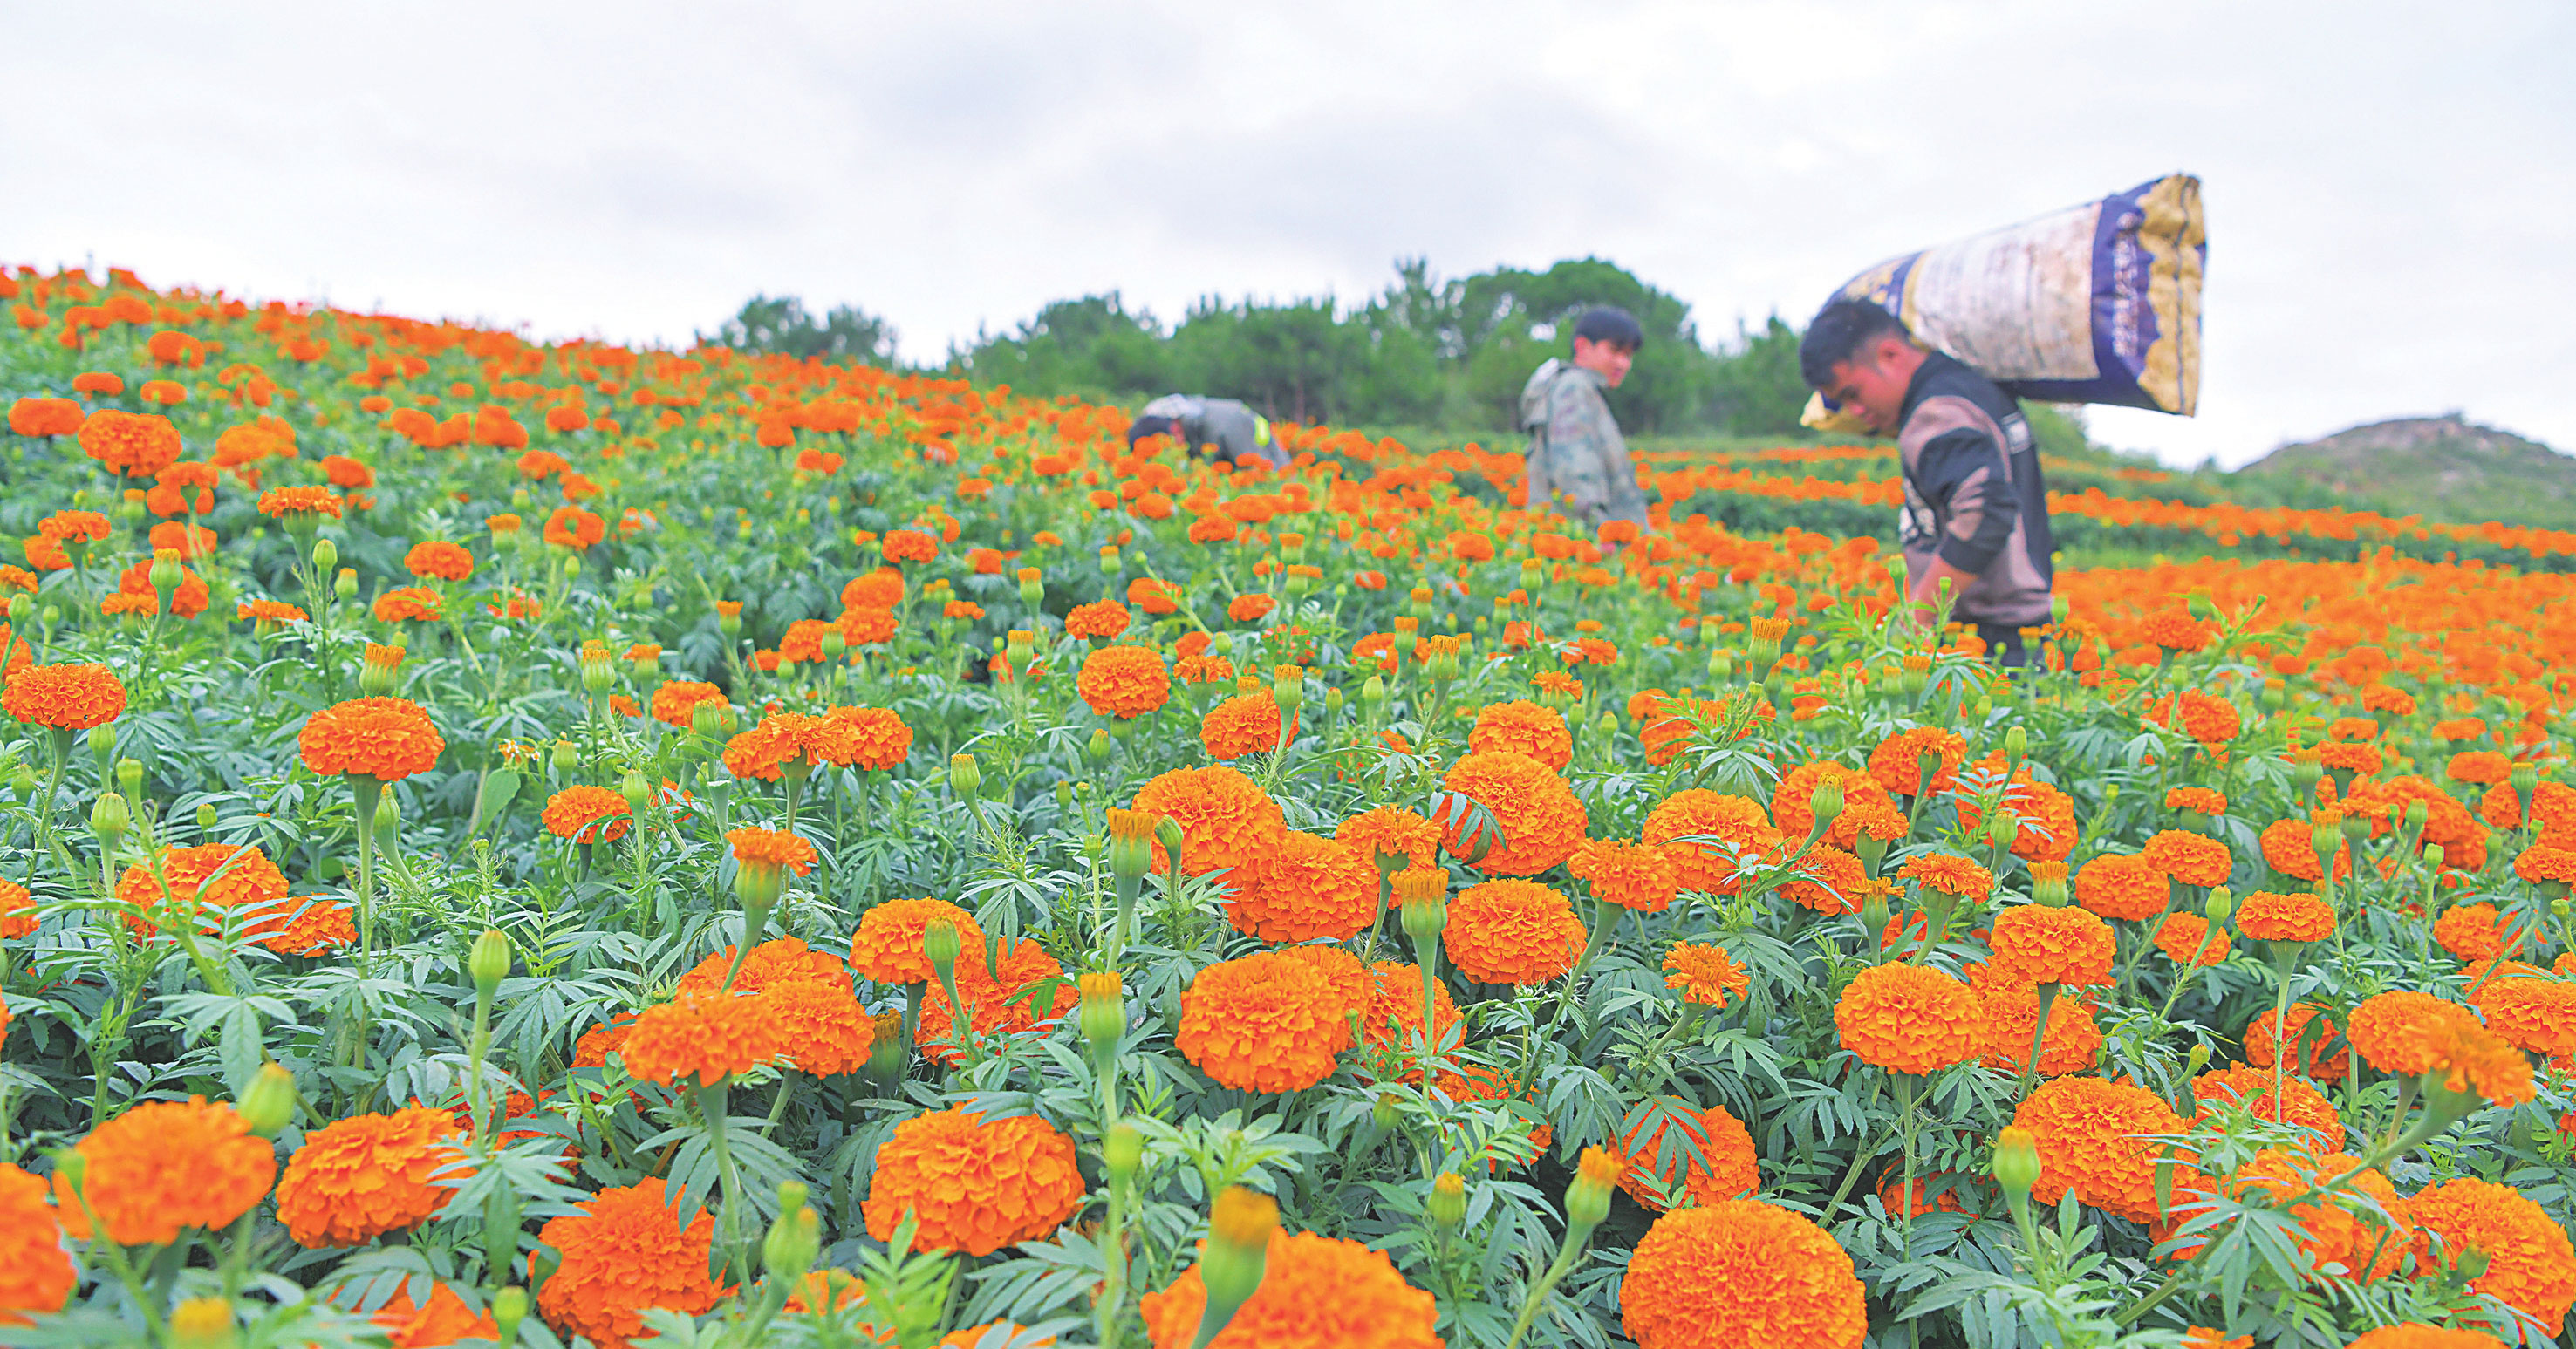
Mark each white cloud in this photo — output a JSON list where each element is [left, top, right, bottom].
[[2, 0, 2568, 465]]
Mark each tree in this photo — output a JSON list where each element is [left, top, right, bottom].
[[707, 295, 898, 367], [1704, 315, 1809, 437]]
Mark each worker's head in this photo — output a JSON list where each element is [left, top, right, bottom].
[[1800, 299, 1924, 436], [1127, 414, 1178, 449], [1568, 306, 1643, 388]]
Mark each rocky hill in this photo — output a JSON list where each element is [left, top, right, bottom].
[[2231, 413, 2576, 529]]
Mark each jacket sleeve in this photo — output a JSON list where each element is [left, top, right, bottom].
[[1914, 426, 2018, 573], [1543, 379, 1638, 524]]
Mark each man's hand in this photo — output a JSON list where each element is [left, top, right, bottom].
[[1904, 556, 1979, 638]]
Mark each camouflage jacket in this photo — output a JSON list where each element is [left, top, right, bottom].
[[1519, 361, 1647, 528]]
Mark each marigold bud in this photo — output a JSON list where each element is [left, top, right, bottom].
[[115, 756, 143, 800], [2183, 1043, 2210, 1077], [1361, 674, 1386, 709], [548, 739, 578, 776], [1099, 545, 1122, 574], [1808, 776, 1845, 830], [1271, 664, 1303, 718], [236, 1061, 297, 1138], [1428, 1172, 1466, 1230], [148, 547, 182, 599], [491, 1287, 529, 1346], [1861, 884, 1890, 937], [167, 1297, 237, 1349], [1017, 569, 1043, 608], [2031, 861, 2069, 908], [1199, 1187, 1277, 1322], [196, 801, 219, 832], [1986, 808, 2019, 851], [90, 790, 129, 845], [1992, 1125, 2042, 1200], [1079, 971, 1126, 1056], [1104, 1121, 1144, 1181], [311, 537, 338, 573], [949, 753, 981, 798], [1086, 727, 1113, 766], [619, 770, 652, 815], [1568, 1146, 1620, 1229], [763, 1187, 821, 1279], [2004, 725, 2028, 765], [334, 567, 359, 600], [922, 917, 961, 976], [2204, 887, 2232, 924], [867, 1012, 907, 1080], [1153, 815, 1185, 860], [469, 928, 512, 995]]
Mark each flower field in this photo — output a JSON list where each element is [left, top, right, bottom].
[[1, 265, 2573, 1349]]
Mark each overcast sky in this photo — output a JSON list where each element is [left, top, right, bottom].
[[5, 0, 2568, 467]]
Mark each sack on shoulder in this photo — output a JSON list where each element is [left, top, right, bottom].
[[1518, 358, 1563, 433]]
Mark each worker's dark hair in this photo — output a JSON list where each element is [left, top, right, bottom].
[[1798, 298, 1911, 389], [1126, 413, 1177, 445], [1570, 306, 1644, 351]]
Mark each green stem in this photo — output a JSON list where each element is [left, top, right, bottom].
[[696, 1081, 752, 1284]]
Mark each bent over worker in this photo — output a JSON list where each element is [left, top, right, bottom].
[[1128, 395, 1288, 469], [1518, 306, 1649, 530], [1799, 298, 2055, 666]]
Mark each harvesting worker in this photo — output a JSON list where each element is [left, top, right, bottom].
[[1799, 298, 2055, 667], [1127, 394, 1289, 469], [1519, 306, 1650, 532]]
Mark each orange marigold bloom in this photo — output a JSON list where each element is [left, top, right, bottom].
[[365, 1280, 499, 1346], [721, 714, 809, 781], [1335, 806, 1441, 871], [1835, 964, 1985, 1075], [817, 705, 913, 771], [677, 937, 844, 996], [0, 1162, 75, 1327], [2140, 608, 2211, 651], [1976, 981, 2103, 1076], [1131, 765, 1288, 894], [257, 485, 345, 520], [849, 898, 985, 986], [2447, 751, 2513, 786], [2142, 829, 2233, 888], [2190, 1065, 2340, 1137], [1227, 829, 1377, 943], [37, 509, 113, 543], [1358, 960, 1461, 1069], [541, 785, 631, 844], [1445, 879, 1585, 984], [881, 528, 938, 564], [243, 896, 357, 957], [2346, 990, 2484, 1077], [2243, 1002, 2349, 1079], [1468, 699, 1572, 771], [841, 569, 905, 609], [2342, 1327, 2506, 1348], [618, 990, 785, 1087], [1063, 599, 1131, 640], [1201, 690, 1289, 760], [114, 841, 289, 937], [536, 1178, 725, 1349], [1780, 844, 1868, 915], [53, 1097, 275, 1245], [2403, 1177, 2576, 1335], [2476, 974, 2576, 1059], [1443, 750, 1587, 876], [543, 505, 604, 549], [2433, 903, 2511, 963], [2, 663, 127, 729], [1141, 1227, 1442, 1349], [1663, 942, 1749, 1006], [1953, 761, 2081, 863], [864, 1108, 1083, 1257], [7, 396, 83, 438], [1227, 592, 1276, 623], [275, 1107, 468, 1248], [1868, 725, 1966, 798], [1899, 851, 1996, 903], [2319, 739, 2383, 777], [1771, 760, 1906, 848], [650, 680, 728, 728], [1570, 837, 1679, 913], [1077, 644, 1171, 719], [2163, 1148, 2403, 1281], [2010, 1076, 2190, 1223], [298, 697, 443, 780], [2513, 843, 2576, 887], [1609, 1101, 1759, 1210], [2423, 1019, 2536, 1108], [2074, 852, 2170, 921], [915, 938, 1076, 1066], [79, 408, 184, 477], [725, 827, 817, 877], [1619, 1201, 1867, 1349], [1641, 789, 1776, 895], [2237, 890, 2336, 944], [1177, 949, 1355, 1091], [0, 880, 33, 939]]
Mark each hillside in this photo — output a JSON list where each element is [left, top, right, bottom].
[[2231, 412, 2576, 528]]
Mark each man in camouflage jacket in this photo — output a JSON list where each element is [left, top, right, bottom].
[[1520, 307, 1650, 529]]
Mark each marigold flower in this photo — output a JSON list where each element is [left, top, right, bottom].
[[1868, 725, 1966, 798], [114, 841, 290, 937], [79, 408, 184, 477], [364, 1280, 499, 1346], [2513, 843, 2576, 887], [2190, 1064, 2340, 1136], [2009, 1076, 2190, 1223], [6, 396, 83, 438], [1898, 851, 1996, 903], [849, 898, 985, 986], [1445, 879, 1585, 984], [618, 990, 785, 1087], [541, 785, 632, 844], [1358, 961, 1461, 1071], [2162, 1148, 2404, 1281], [2142, 829, 2233, 887], [1178, 950, 1356, 1091], [1226, 830, 1377, 943], [400, 541, 475, 582], [257, 485, 345, 521], [1063, 599, 1131, 640], [1780, 844, 1869, 915], [2243, 1002, 2349, 1080], [724, 827, 817, 877], [536, 1179, 725, 1349], [2475, 974, 2576, 1058], [275, 1107, 468, 1248], [2346, 990, 2485, 1077], [2237, 890, 2336, 943], [1772, 760, 1906, 848], [2075, 852, 2171, 921], [1954, 762, 2081, 863], [0, 881, 33, 939], [1440, 751, 1586, 875], [1834, 964, 1985, 1075], [298, 697, 443, 780], [2, 663, 127, 729], [863, 1108, 1083, 1257], [1140, 1228, 1442, 1349], [2156, 911, 2231, 965], [1227, 592, 1275, 623], [2403, 1176, 2576, 1334], [0, 1162, 75, 1327], [1468, 699, 1572, 770], [914, 938, 1076, 1065], [649, 680, 728, 728], [817, 705, 913, 771], [1619, 1201, 1867, 1349], [1659, 942, 1749, 1007], [2423, 1020, 2537, 1108], [1201, 690, 1289, 759], [2432, 903, 2511, 963], [1976, 980, 2103, 1076], [53, 1097, 275, 1245], [881, 528, 938, 564], [1131, 765, 1288, 895], [1077, 644, 1171, 719], [543, 504, 604, 549], [1570, 837, 1679, 912], [2341, 1327, 2507, 1348], [1335, 806, 1441, 871], [1641, 789, 1776, 895], [1609, 1102, 1758, 1210]]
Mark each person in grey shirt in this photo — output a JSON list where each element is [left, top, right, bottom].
[[1128, 395, 1288, 468], [1518, 307, 1649, 529]]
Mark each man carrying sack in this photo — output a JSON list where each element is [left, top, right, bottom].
[[1519, 306, 1650, 532], [1800, 298, 2054, 667]]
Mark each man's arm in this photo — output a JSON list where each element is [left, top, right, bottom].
[[1906, 426, 2019, 627], [1543, 378, 1621, 524]]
